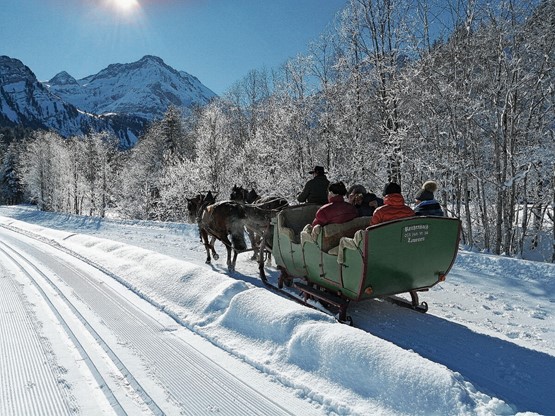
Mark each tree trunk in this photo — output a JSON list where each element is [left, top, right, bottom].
[[463, 175, 473, 248]]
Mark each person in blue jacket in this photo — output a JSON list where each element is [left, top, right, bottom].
[[414, 181, 445, 217]]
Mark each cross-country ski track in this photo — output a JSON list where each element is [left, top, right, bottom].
[[1, 206, 554, 416], [0, 226, 321, 415]]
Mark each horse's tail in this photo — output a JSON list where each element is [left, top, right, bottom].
[[197, 204, 210, 241], [197, 218, 203, 242]]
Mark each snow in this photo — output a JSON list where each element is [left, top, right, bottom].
[[0, 204, 553, 415]]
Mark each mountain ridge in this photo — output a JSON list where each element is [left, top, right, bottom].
[[0, 55, 217, 147], [45, 54, 216, 121]]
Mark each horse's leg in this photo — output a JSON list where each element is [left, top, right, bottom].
[[231, 249, 239, 272], [224, 240, 234, 272], [200, 228, 212, 264], [209, 236, 219, 260], [196, 217, 203, 243], [259, 224, 273, 266], [198, 209, 219, 261], [248, 230, 258, 260], [219, 235, 237, 272]]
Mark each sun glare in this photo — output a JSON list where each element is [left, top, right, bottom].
[[111, 0, 139, 12]]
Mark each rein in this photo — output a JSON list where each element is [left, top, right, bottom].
[[244, 196, 288, 212]]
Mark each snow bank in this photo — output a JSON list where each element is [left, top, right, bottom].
[[0, 216, 520, 415]]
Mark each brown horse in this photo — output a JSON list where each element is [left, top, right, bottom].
[[246, 196, 289, 260], [186, 191, 217, 223], [229, 186, 288, 259], [230, 185, 260, 204], [230, 185, 288, 210], [230, 185, 258, 258], [186, 195, 203, 223], [252, 195, 289, 211], [199, 201, 247, 272], [187, 191, 218, 258]]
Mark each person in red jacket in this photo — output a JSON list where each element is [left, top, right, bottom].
[[312, 181, 358, 227], [370, 182, 415, 226]]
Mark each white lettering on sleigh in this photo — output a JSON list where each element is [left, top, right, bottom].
[[402, 224, 429, 243]]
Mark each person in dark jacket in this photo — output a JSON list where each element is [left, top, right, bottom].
[[312, 181, 358, 226], [347, 184, 369, 215], [414, 180, 444, 216], [370, 182, 414, 226], [297, 166, 330, 205], [351, 192, 373, 216], [348, 185, 384, 217], [363, 192, 383, 216]]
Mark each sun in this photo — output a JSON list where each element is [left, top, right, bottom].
[[99, 0, 143, 24], [111, 0, 139, 12]]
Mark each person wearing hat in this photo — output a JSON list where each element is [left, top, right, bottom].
[[414, 180, 444, 216], [347, 184, 383, 217], [312, 181, 358, 227], [370, 182, 415, 225], [297, 165, 330, 205]]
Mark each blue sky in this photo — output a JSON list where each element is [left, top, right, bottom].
[[1, 0, 347, 95]]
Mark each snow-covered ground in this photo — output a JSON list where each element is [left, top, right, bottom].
[[0, 205, 553, 415]]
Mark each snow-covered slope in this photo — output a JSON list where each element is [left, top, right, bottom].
[[46, 55, 217, 121], [0, 205, 553, 415], [0, 56, 95, 133]]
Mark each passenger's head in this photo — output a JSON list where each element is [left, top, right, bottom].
[[309, 166, 326, 176], [347, 184, 367, 205], [383, 182, 402, 196], [349, 193, 363, 206], [347, 184, 367, 195], [415, 180, 438, 202], [328, 181, 348, 196]]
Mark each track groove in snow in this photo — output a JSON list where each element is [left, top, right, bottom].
[[0, 246, 74, 416], [58, 260, 295, 415], [1, 228, 319, 415]]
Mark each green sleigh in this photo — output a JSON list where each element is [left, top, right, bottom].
[[266, 204, 461, 322]]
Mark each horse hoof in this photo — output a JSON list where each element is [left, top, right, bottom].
[[205, 260, 211, 264], [213, 254, 219, 260]]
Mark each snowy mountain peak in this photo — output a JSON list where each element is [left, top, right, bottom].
[[0, 55, 36, 85], [88, 54, 178, 84], [139, 54, 165, 65], [48, 55, 217, 121], [0, 55, 146, 147], [1, 54, 215, 145], [48, 71, 79, 86]]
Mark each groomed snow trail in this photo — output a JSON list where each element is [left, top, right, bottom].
[[0, 252, 76, 416], [0, 227, 322, 415]]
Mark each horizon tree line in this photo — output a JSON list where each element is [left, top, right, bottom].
[[1, 0, 553, 262]]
